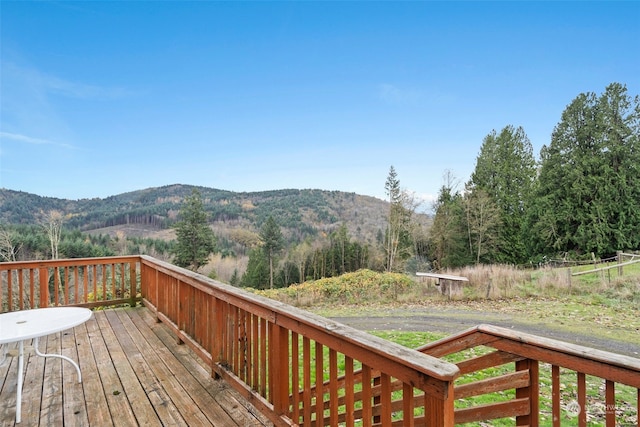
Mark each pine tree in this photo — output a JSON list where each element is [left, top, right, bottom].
[[172, 189, 216, 271], [469, 125, 536, 263], [531, 83, 640, 256], [429, 172, 470, 269], [383, 166, 415, 272], [242, 248, 270, 289]]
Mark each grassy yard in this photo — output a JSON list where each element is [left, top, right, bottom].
[[255, 260, 639, 426], [256, 260, 639, 347], [369, 330, 638, 426]]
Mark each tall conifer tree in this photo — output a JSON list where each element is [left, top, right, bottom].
[[469, 125, 536, 263], [531, 83, 640, 256], [172, 189, 216, 271]]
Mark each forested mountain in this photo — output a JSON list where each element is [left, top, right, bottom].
[[0, 184, 419, 247]]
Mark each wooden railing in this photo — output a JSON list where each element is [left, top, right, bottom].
[[2, 256, 639, 426], [139, 255, 460, 426], [417, 325, 640, 426], [0, 256, 140, 311]]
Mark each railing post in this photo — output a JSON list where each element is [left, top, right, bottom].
[[424, 382, 455, 427], [7, 269, 13, 311], [129, 261, 137, 307], [270, 323, 289, 417], [38, 267, 49, 308], [516, 358, 539, 427]]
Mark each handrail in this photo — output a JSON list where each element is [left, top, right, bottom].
[[418, 325, 640, 426], [139, 255, 459, 426]]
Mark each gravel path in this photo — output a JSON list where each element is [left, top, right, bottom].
[[328, 309, 640, 358]]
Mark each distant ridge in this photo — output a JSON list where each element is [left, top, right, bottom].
[[0, 184, 426, 245]]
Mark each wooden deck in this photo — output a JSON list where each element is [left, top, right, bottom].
[[0, 306, 272, 426]]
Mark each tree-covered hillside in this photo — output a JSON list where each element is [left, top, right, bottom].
[[0, 185, 414, 247]]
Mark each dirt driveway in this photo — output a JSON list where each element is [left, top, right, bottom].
[[328, 307, 640, 358]]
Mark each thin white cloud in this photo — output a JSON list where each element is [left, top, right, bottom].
[[378, 83, 421, 104], [43, 73, 130, 99], [0, 132, 76, 149], [6, 62, 130, 100]]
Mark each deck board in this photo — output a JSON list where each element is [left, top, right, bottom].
[[0, 306, 272, 427]]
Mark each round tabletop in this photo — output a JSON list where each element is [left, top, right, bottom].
[[0, 307, 93, 344]]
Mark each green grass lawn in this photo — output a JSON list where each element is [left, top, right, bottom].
[[369, 330, 638, 426], [258, 262, 639, 425]]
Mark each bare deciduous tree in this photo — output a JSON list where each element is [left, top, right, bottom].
[[40, 210, 64, 259], [0, 226, 20, 262]]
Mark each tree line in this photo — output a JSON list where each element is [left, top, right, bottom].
[[0, 219, 174, 262], [430, 82, 640, 268]]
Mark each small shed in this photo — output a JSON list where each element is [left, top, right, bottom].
[[416, 272, 469, 299]]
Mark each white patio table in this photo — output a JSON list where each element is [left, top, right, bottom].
[[0, 307, 92, 424]]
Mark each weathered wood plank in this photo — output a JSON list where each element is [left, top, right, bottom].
[[103, 309, 186, 425], [416, 272, 469, 282], [455, 370, 530, 399], [456, 350, 523, 375], [94, 309, 163, 425], [21, 341, 46, 424], [61, 323, 89, 427], [39, 331, 64, 425], [73, 321, 112, 426], [134, 306, 270, 426], [454, 397, 530, 424], [85, 312, 137, 427], [0, 344, 22, 424], [114, 308, 213, 427]]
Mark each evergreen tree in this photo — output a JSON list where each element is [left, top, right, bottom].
[[242, 247, 270, 289], [229, 269, 239, 286], [469, 125, 536, 263], [260, 216, 283, 289], [384, 166, 401, 271], [172, 189, 216, 271], [531, 83, 640, 256], [383, 166, 415, 272], [429, 172, 470, 269], [331, 224, 350, 274]]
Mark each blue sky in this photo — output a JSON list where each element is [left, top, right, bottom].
[[1, 1, 638, 207]]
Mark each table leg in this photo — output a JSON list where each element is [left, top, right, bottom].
[[33, 336, 82, 383], [16, 341, 24, 424], [0, 343, 7, 365]]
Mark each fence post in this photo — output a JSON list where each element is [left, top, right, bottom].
[[617, 251, 623, 276]]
